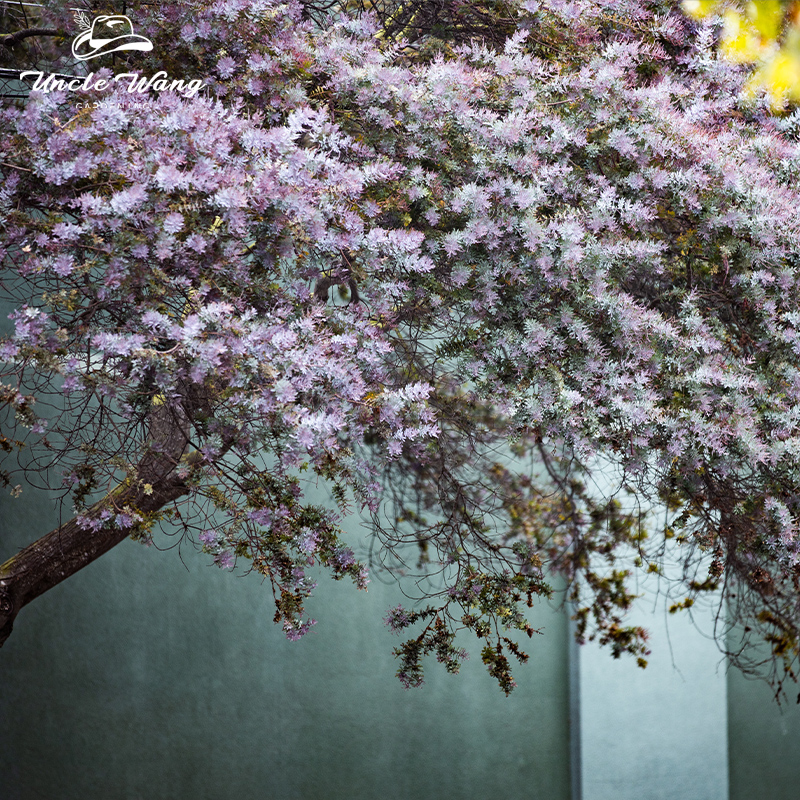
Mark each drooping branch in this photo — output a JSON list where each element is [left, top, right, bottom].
[[0, 28, 59, 48]]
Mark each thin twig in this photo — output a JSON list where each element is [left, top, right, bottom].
[[0, 161, 32, 172]]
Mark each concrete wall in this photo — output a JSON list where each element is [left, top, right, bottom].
[[575, 574, 729, 800], [727, 654, 800, 800], [0, 484, 572, 800], [7, 429, 800, 799]]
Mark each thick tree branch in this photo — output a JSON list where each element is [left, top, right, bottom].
[[0, 401, 199, 647], [0, 28, 59, 48], [0, 474, 193, 646]]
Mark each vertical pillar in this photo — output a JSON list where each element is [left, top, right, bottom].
[[572, 575, 729, 800]]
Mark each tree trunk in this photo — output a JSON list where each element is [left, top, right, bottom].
[[0, 400, 198, 646], [0, 470, 193, 647]]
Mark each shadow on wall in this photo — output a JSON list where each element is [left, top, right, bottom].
[[728, 644, 800, 800]]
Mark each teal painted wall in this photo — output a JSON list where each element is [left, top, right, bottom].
[[728, 666, 800, 799], [0, 485, 571, 799], [577, 573, 729, 800]]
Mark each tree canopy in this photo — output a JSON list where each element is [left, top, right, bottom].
[[3, 0, 800, 696]]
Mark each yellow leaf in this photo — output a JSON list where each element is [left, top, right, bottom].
[[720, 9, 767, 63], [682, 0, 720, 19], [747, 0, 784, 41], [747, 48, 800, 108]]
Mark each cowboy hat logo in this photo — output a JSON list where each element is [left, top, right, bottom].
[[71, 13, 153, 61]]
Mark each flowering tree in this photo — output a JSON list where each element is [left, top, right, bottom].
[[2, 0, 800, 695]]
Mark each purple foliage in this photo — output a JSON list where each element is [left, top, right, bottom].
[[3, 0, 800, 691]]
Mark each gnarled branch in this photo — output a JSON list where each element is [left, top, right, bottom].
[[0, 28, 59, 48]]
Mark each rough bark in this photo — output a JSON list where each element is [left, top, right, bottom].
[[0, 400, 197, 647]]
